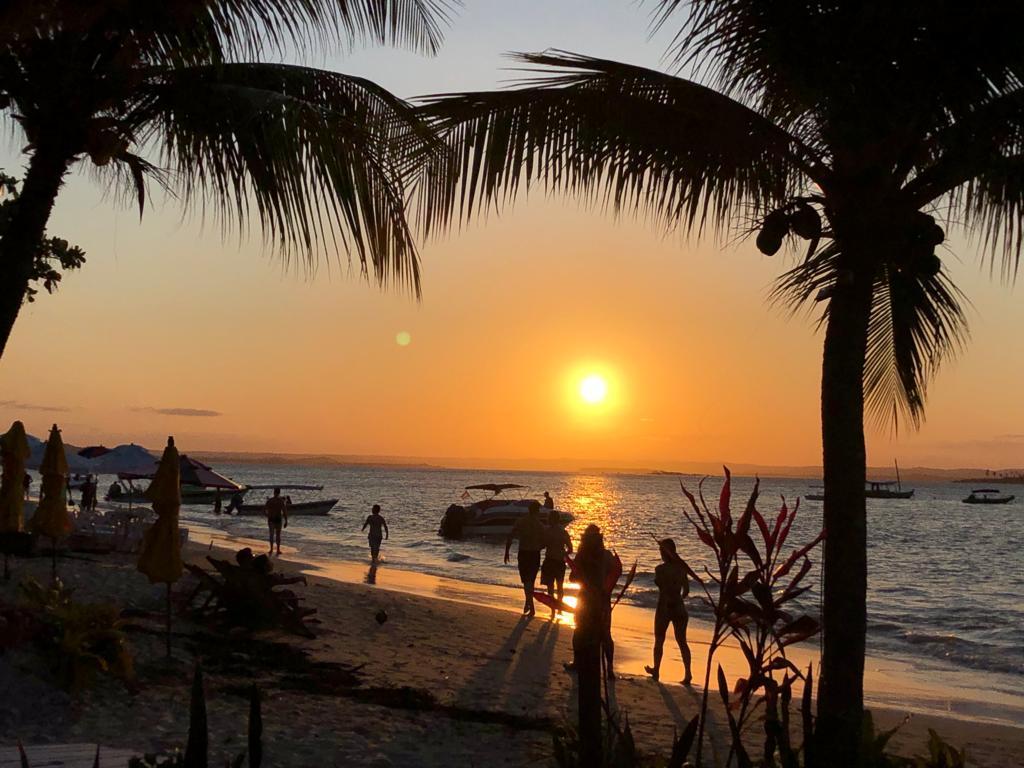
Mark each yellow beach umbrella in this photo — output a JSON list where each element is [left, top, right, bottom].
[[137, 436, 182, 656], [0, 420, 31, 579], [31, 424, 71, 580]]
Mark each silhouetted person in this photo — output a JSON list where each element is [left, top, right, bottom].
[[644, 538, 693, 685], [362, 504, 389, 561], [504, 500, 545, 616], [265, 487, 289, 555], [542, 491, 554, 510], [571, 523, 617, 764], [225, 490, 244, 515], [540, 507, 572, 620], [213, 488, 223, 515], [22, 472, 31, 500]]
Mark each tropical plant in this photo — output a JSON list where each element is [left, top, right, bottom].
[[19, 576, 134, 690], [0, 0, 455, 358], [0, 170, 85, 304], [415, 3, 1024, 761], [129, 666, 263, 768], [678, 469, 823, 766]]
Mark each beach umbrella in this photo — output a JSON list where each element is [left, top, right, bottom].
[[137, 436, 183, 657], [0, 420, 31, 580], [77, 445, 111, 459], [31, 424, 72, 580]]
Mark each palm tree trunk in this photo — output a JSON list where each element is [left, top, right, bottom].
[[0, 146, 74, 359], [816, 265, 873, 766]]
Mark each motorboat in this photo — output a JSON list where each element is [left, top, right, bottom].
[[439, 483, 573, 539], [235, 485, 338, 517], [107, 481, 241, 506], [962, 488, 1016, 505]]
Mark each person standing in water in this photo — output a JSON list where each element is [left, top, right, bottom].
[[265, 487, 289, 555], [644, 538, 693, 684], [540, 508, 572, 620], [362, 504, 389, 561], [504, 500, 545, 616]]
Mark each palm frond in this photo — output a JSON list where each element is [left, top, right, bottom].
[[773, 244, 969, 431], [863, 263, 969, 431], [0, 0, 456, 63], [415, 51, 820, 240], [139, 62, 435, 293]]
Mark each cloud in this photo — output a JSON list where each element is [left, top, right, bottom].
[[133, 407, 222, 418], [995, 433, 1024, 440], [0, 399, 71, 413]]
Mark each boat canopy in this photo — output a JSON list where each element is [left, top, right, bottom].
[[867, 480, 900, 486], [971, 488, 1001, 493], [246, 484, 324, 491], [465, 483, 527, 493]]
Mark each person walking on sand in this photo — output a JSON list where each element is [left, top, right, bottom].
[[504, 500, 545, 616], [644, 538, 693, 685], [362, 504, 389, 561], [540, 507, 572, 620], [542, 491, 554, 510], [265, 487, 289, 555]]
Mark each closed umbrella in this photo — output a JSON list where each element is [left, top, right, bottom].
[[0, 420, 30, 580], [137, 436, 183, 657], [31, 424, 72, 580]]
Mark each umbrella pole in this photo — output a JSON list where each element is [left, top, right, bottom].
[[165, 582, 172, 658]]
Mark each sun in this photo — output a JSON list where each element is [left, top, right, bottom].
[[579, 374, 608, 404]]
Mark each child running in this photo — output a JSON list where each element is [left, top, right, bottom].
[[644, 538, 693, 684], [362, 504, 389, 561]]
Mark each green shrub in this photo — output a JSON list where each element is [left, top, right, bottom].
[[19, 578, 133, 690]]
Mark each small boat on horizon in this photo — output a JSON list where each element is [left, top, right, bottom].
[[962, 488, 1016, 505], [439, 483, 573, 539], [805, 461, 914, 501]]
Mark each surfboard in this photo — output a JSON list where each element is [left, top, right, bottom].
[[533, 591, 576, 614]]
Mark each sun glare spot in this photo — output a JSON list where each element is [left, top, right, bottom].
[[580, 374, 608, 404], [396, 331, 412, 347]]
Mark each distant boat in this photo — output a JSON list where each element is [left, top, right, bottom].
[[805, 460, 914, 501], [962, 488, 1016, 505], [235, 485, 337, 517]]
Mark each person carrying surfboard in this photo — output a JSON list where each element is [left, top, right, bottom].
[[504, 501, 545, 616], [572, 524, 619, 678], [540, 507, 573, 620], [644, 538, 693, 685]]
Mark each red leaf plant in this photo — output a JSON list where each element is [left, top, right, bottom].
[[680, 468, 824, 768]]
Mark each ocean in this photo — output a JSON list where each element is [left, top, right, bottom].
[[161, 463, 1024, 704]]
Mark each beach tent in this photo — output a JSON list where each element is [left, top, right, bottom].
[[0, 421, 30, 580], [31, 425, 72, 580], [136, 436, 183, 657], [120, 454, 241, 491]]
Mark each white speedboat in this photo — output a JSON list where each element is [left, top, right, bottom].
[[438, 483, 572, 539]]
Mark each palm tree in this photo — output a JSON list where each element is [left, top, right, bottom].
[[0, 0, 455, 358], [415, 3, 1024, 762]]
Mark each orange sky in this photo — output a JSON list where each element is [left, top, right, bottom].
[[1, 2, 1023, 470]]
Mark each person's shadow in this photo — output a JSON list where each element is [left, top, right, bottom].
[[365, 563, 378, 585]]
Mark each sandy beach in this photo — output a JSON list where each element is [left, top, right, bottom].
[[1, 533, 1022, 768]]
